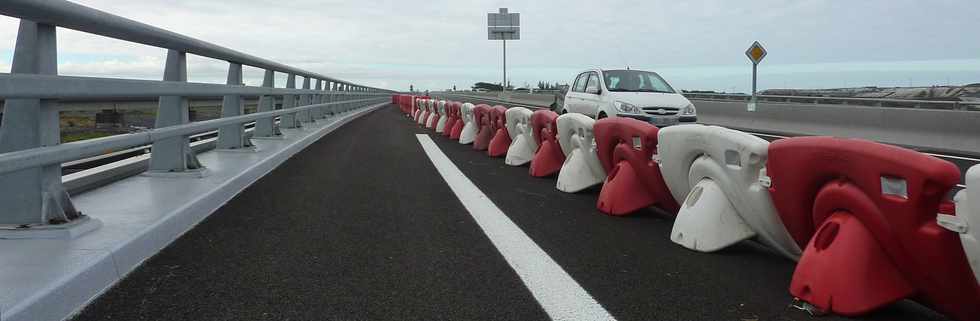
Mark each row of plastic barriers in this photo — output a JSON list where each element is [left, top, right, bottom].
[[391, 94, 980, 321]]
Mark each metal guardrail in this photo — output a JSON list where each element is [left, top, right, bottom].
[[682, 92, 980, 110], [0, 0, 391, 228]]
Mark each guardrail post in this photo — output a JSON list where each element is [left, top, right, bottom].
[[328, 82, 337, 116], [0, 20, 81, 227], [149, 49, 204, 174], [323, 80, 333, 118], [346, 84, 353, 112], [298, 76, 313, 123], [337, 84, 344, 113], [281, 73, 299, 129], [337, 83, 344, 114], [343, 86, 350, 112], [216, 62, 253, 150], [253, 69, 281, 138], [312, 79, 324, 119]]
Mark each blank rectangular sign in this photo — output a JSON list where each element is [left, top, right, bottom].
[[488, 29, 520, 40], [488, 9, 520, 40], [488, 12, 520, 27]]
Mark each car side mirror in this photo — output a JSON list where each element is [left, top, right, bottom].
[[585, 85, 600, 95]]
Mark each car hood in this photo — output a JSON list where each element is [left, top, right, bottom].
[[605, 92, 692, 108]]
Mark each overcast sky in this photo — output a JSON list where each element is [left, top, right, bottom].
[[2, 0, 979, 92]]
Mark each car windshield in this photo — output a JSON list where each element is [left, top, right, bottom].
[[602, 70, 676, 93]]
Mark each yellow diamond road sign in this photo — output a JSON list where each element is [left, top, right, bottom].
[[746, 41, 767, 64]]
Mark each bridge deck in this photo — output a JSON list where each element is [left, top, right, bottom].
[[71, 106, 948, 321]]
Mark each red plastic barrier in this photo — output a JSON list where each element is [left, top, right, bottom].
[[449, 102, 465, 140], [529, 110, 564, 177], [593, 118, 678, 216], [402, 95, 414, 115], [443, 102, 458, 137], [766, 137, 979, 320], [397, 95, 411, 114], [472, 104, 493, 150], [488, 105, 512, 157]]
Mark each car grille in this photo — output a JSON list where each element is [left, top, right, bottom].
[[641, 106, 679, 116]]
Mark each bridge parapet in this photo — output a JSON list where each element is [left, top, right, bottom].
[[0, 0, 390, 232]]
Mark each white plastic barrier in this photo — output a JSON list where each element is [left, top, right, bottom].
[[425, 100, 440, 128], [459, 103, 477, 144], [504, 107, 536, 166], [658, 124, 801, 260], [417, 99, 430, 125], [945, 165, 980, 283], [555, 113, 605, 192], [435, 100, 448, 133]]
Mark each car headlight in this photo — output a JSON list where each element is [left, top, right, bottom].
[[681, 103, 697, 116], [613, 101, 643, 114]]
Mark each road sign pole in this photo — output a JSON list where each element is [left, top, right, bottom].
[[503, 37, 507, 92], [749, 63, 758, 111], [745, 41, 766, 112], [488, 8, 518, 92]]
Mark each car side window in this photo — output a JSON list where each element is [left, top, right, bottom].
[[606, 75, 621, 90], [586, 72, 600, 93], [572, 73, 589, 92]]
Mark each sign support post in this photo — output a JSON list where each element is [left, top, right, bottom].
[[488, 8, 519, 92], [745, 41, 767, 112]]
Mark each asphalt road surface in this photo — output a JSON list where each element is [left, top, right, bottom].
[[71, 105, 951, 321]]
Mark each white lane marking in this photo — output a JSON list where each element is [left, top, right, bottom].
[[924, 153, 980, 162], [415, 134, 616, 321]]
